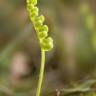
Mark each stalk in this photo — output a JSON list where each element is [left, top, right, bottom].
[[36, 50, 45, 96]]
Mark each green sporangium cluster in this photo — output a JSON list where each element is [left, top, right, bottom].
[[26, 0, 53, 51]]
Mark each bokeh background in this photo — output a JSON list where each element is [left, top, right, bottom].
[[0, 0, 96, 96]]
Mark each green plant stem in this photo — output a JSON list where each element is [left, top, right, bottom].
[[36, 49, 45, 96]]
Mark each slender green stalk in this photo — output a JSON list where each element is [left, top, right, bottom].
[[26, 0, 53, 96], [36, 50, 45, 96]]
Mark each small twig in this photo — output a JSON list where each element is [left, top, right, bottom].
[[46, 88, 96, 96], [56, 89, 61, 96]]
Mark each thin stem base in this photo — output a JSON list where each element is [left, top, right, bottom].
[[36, 50, 45, 96]]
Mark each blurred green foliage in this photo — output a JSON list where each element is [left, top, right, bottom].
[[0, 0, 96, 96]]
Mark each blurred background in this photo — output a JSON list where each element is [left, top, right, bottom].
[[0, 0, 96, 96]]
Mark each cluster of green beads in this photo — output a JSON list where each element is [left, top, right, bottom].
[[26, 0, 53, 51]]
